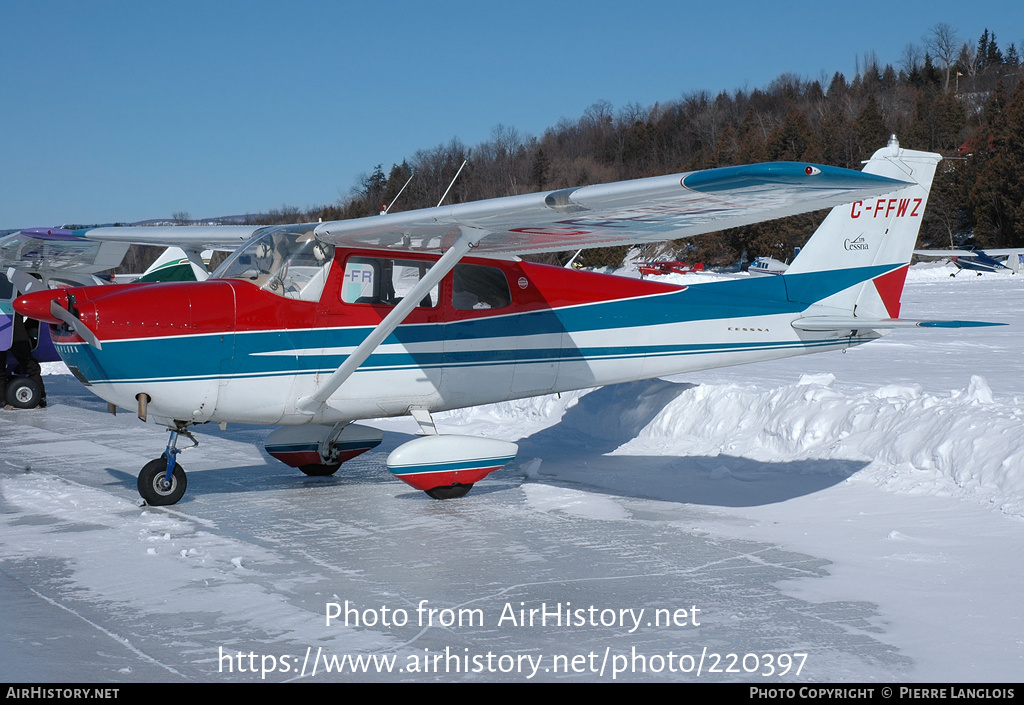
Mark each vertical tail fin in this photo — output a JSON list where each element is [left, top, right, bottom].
[[783, 136, 941, 319]]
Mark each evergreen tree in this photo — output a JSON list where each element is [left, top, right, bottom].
[[985, 32, 1004, 68], [765, 111, 812, 161], [971, 82, 1024, 247], [856, 95, 888, 160], [921, 54, 942, 89], [1006, 44, 1020, 69], [530, 148, 551, 191], [361, 164, 388, 212], [978, 29, 991, 70], [383, 161, 413, 211]]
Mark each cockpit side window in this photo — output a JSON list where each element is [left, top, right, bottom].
[[341, 256, 438, 308]]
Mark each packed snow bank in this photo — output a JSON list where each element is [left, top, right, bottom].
[[440, 373, 1024, 518]]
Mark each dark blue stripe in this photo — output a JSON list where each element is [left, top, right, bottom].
[[389, 455, 516, 475]]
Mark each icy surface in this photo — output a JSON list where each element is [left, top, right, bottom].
[[1, 264, 1022, 682]]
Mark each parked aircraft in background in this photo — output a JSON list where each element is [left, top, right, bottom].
[[913, 247, 1024, 275], [10, 138, 999, 507], [130, 247, 216, 283], [637, 260, 705, 277], [747, 256, 789, 276], [1, 240, 235, 407], [2, 270, 59, 407]]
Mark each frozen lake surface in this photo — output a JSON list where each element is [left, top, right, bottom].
[[1, 264, 1022, 682]]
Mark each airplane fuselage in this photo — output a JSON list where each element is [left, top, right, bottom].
[[40, 250, 885, 428], [952, 252, 1010, 274]]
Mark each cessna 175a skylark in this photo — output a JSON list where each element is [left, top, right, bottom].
[[913, 246, 1024, 275], [11, 137, 996, 505]]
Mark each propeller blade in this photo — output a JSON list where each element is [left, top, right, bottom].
[[7, 268, 44, 295]]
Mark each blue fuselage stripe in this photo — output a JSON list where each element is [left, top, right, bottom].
[[55, 266, 894, 385]]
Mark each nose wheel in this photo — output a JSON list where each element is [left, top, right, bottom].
[[138, 456, 187, 505], [137, 423, 197, 506]]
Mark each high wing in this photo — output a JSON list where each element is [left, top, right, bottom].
[[312, 162, 910, 256], [2, 161, 904, 278], [13, 225, 264, 251], [1, 230, 130, 285], [913, 248, 982, 259]]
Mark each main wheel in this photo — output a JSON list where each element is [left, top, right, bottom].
[[298, 462, 341, 476], [425, 483, 473, 500], [138, 457, 187, 506], [6, 378, 42, 409]]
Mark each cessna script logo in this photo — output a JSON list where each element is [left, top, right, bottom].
[[844, 235, 869, 251]]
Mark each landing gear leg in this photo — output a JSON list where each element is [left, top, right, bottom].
[[298, 421, 349, 476], [137, 422, 198, 506]]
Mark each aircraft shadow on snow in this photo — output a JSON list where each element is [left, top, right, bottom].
[[510, 379, 869, 508]]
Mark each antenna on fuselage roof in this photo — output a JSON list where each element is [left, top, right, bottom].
[[436, 159, 468, 208], [381, 171, 415, 215]]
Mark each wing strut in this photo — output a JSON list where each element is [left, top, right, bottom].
[[296, 228, 484, 414], [182, 248, 210, 280]]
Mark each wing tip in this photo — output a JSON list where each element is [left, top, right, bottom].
[[682, 162, 909, 193]]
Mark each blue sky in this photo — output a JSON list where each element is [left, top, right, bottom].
[[2, 0, 1021, 228]]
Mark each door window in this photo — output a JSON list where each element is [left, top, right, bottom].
[[341, 257, 438, 308]]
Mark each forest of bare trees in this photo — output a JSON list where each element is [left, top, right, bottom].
[[249, 24, 1024, 268]]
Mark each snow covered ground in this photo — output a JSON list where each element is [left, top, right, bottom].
[[1, 264, 1021, 683]]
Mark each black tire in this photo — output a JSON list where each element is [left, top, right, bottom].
[[425, 483, 473, 500], [6, 378, 42, 409], [298, 462, 341, 476], [138, 457, 187, 506]]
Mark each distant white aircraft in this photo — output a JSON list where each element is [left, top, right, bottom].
[[913, 247, 1024, 276], [747, 256, 789, 276]]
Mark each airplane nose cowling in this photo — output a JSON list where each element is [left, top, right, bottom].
[[13, 289, 67, 324]]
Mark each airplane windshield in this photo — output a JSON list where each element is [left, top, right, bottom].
[[212, 225, 335, 302]]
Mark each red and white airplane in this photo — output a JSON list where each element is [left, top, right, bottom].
[[10, 138, 996, 505]]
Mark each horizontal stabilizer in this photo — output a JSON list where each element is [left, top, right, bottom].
[[792, 316, 1004, 331]]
